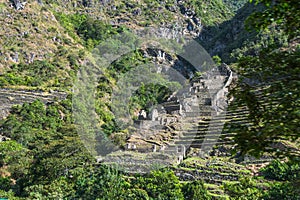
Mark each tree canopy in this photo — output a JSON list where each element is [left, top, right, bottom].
[[230, 0, 300, 159]]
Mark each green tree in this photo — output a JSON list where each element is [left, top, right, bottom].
[[247, 0, 300, 39], [0, 140, 24, 167], [262, 182, 300, 200], [0, 177, 13, 191], [182, 180, 211, 200], [0, 190, 21, 200], [230, 0, 300, 158], [134, 169, 184, 200], [130, 83, 173, 113], [25, 177, 75, 199], [223, 177, 263, 200], [260, 160, 300, 181], [73, 165, 131, 199], [260, 160, 300, 200]]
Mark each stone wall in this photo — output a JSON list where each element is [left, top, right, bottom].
[[0, 88, 67, 119], [211, 63, 233, 113]]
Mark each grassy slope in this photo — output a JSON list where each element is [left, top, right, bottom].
[[2, 0, 290, 199], [0, 0, 236, 90], [0, 0, 85, 90]]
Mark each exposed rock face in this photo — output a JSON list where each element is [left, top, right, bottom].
[[11, 0, 27, 10], [0, 135, 10, 142]]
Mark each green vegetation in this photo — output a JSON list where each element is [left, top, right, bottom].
[[182, 180, 211, 200], [130, 83, 173, 113], [223, 0, 248, 12], [0, 61, 58, 87], [108, 50, 148, 78], [182, 0, 233, 26], [0, 100, 209, 198], [0, 99, 94, 198], [55, 13, 124, 49], [260, 160, 300, 181], [197, 1, 260, 63], [260, 160, 300, 199], [223, 160, 300, 200], [247, 0, 300, 39], [225, 1, 300, 197], [0, 0, 299, 199], [223, 176, 264, 199], [230, 0, 300, 159], [133, 170, 184, 200], [0, 3, 6, 13]]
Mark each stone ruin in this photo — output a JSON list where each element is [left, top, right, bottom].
[[125, 64, 233, 158]]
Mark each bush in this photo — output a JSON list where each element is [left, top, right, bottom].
[[134, 169, 184, 200], [262, 182, 300, 200], [0, 60, 57, 87], [55, 13, 122, 49], [184, 0, 233, 26], [0, 140, 24, 167], [73, 166, 130, 199], [0, 190, 20, 200], [130, 83, 172, 113], [260, 160, 300, 181], [0, 177, 12, 191], [223, 177, 263, 200], [182, 180, 211, 200]]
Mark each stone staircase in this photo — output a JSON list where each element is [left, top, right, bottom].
[[101, 65, 290, 198], [102, 64, 234, 172], [103, 63, 276, 183], [101, 64, 282, 199], [159, 64, 234, 159]]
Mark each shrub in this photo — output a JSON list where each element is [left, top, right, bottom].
[[130, 83, 172, 113], [0, 177, 12, 191], [0, 60, 57, 87], [182, 180, 211, 200], [260, 160, 300, 181], [55, 13, 122, 49], [262, 182, 300, 200], [134, 169, 184, 200], [223, 177, 263, 200]]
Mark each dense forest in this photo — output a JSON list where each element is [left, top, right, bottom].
[[0, 0, 299, 199]]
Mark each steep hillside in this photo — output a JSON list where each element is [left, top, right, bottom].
[[197, 2, 264, 63], [0, 0, 298, 199], [0, 0, 239, 91], [0, 0, 85, 91]]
